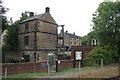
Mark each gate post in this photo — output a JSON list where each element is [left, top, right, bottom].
[[56, 61, 58, 72]]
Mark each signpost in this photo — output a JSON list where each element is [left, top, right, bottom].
[[75, 51, 82, 60], [75, 51, 82, 71]]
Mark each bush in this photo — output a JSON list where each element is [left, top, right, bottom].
[[86, 46, 114, 65]]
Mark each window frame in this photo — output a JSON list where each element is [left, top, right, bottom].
[[25, 23, 29, 32], [24, 36, 29, 45]]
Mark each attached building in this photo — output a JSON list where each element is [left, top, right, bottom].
[[58, 31, 82, 51]]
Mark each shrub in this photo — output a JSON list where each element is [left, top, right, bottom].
[[86, 46, 114, 65]]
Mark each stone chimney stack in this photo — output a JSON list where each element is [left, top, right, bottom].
[[29, 12, 34, 17], [45, 7, 50, 13], [73, 32, 75, 35]]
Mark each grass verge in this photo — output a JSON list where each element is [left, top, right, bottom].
[[2, 72, 48, 78], [2, 63, 118, 78]]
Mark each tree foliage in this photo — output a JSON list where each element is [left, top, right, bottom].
[[3, 12, 28, 52], [92, 2, 120, 50], [86, 46, 117, 65], [87, 1, 120, 65], [0, 0, 9, 33], [2, 16, 9, 32], [0, 0, 9, 15], [3, 21, 19, 52], [92, 2, 120, 55], [82, 31, 97, 46]]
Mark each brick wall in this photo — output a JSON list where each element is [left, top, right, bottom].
[[2, 62, 48, 75], [56, 60, 74, 71], [2, 60, 86, 75], [71, 46, 94, 60]]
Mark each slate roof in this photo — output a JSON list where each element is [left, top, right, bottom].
[[65, 32, 81, 38], [20, 13, 45, 23]]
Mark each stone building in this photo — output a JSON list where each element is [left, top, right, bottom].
[[18, 7, 58, 62], [58, 31, 82, 51]]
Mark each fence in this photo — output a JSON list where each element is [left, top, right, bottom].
[[1, 59, 87, 75]]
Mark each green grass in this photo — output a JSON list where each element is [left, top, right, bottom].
[[2, 72, 48, 78], [50, 66, 101, 76], [3, 66, 101, 78], [58, 66, 100, 73]]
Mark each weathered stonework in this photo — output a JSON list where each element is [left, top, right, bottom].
[[58, 31, 81, 50], [18, 8, 58, 62]]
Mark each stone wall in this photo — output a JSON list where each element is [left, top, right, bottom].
[[18, 13, 58, 62], [36, 33, 57, 49], [70, 38, 81, 47], [37, 21, 57, 34], [18, 32, 35, 50], [64, 34, 70, 47]]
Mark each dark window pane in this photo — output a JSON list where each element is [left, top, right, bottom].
[[24, 36, 29, 45], [25, 23, 29, 31]]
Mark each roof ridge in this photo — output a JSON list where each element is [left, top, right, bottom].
[[65, 32, 81, 38], [20, 13, 45, 23]]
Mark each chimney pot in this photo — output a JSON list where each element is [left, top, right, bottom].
[[73, 32, 75, 35], [45, 7, 50, 13], [29, 12, 34, 17]]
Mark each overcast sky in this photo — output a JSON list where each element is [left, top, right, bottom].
[[4, 0, 104, 36]]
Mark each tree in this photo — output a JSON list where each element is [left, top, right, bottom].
[[86, 46, 115, 65], [2, 16, 9, 32], [2, 12, 28, 63], [3, 12, 28, 52], [0, 0, 9, 33], [82, 31, 97, 46], [92, 2, 120, 62], [0, 0, 9, 15], [3, 21, 19, 52]]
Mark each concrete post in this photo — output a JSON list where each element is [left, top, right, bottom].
[[101, 59, 103, 67], [48, 62, 50, 76], [79, 61, 81, 72], [5, 67, 7, 78]]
